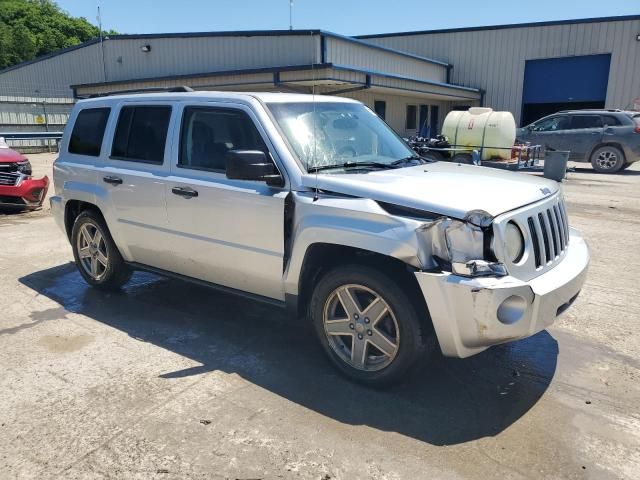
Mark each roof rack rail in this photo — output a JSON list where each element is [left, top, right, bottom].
[[83, 85, 194, 99], [558, 108, 623, 113]]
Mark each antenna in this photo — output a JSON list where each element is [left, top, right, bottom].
[[97, 3, 106, 82], [312, 30, 319, 202], [289, 0, 293, 30]]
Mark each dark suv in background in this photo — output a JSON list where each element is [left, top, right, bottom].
[[517, 110, 640, 173]]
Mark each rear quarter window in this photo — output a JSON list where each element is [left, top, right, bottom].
[[68, 108, 111, 156]]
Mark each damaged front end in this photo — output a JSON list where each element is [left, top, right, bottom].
[[415, 210, 507, 277]]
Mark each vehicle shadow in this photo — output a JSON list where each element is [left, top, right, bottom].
[[569, 166, 640, 176], [19, 263, 558, 446]]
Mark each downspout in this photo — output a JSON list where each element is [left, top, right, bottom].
[[446, 64, 453, 84]]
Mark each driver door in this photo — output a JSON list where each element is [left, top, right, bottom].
[[164, 102, 288, 300]]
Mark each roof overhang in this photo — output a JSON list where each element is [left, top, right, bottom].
[[72, 63, 481, 102]]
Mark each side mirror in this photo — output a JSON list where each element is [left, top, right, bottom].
[[225, 150, 284, 187]]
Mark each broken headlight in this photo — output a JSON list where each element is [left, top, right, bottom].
[[417, 212, 506, 277], [16, 160, 32, 175]]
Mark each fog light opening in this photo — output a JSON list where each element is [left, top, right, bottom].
[[497, 295, 527, 325]]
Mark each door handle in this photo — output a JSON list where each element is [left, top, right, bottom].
[[172, 186, 198, 198], [103, 175, 123, 185]]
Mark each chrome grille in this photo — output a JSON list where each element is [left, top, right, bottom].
[[527, 200, 569, 268], [0, 172, 21, 186], [493, 192, 571, 281]]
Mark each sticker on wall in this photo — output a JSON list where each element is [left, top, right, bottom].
[[35, 115, 45, 124]]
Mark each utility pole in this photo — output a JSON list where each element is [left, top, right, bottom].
[[289, 0, 293, 30]]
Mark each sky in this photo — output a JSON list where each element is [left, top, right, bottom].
[[55, 0, 640, 36]]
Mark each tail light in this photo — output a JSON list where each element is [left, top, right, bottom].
[[634, 126, 640, 134]]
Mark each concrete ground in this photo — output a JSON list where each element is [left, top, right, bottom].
[[1, 153, 639, 479]]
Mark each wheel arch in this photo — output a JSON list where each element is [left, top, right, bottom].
[[64, 200, 104, 241], [292, 243, 432, 334]]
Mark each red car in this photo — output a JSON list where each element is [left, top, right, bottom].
[[0, 138, 49, 210]]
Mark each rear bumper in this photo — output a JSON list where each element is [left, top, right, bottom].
[[0, 175, 49, 209], [415, 227, 589, 358]]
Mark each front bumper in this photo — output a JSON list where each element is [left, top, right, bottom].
[[415, 227, 589, 358], [0, 175, 49, 209]]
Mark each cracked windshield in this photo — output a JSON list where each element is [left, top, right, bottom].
[[267, 102, 419, 172]]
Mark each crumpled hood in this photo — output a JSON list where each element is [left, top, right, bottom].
[[301, 162, 560, 219]]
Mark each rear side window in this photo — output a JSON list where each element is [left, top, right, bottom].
[[569, 115, 602, 129], [601, 115, 621, 126], [111, 106, 172, 163], [179, 107, 267, 172], [69, 108, 110, 156]]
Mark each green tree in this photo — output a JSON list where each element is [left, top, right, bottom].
[[0, 0, 116, 69]]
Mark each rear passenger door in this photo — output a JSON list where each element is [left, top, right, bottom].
[[563, 115, 603, 161], [99, 102, 176, 269], [165, 102, 288, 300]]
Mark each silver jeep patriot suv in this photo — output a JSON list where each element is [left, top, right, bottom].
[[51, 91, 590, 386]]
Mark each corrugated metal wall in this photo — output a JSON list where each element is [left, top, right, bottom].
[[0, 31, 451, 99], [0, 43, 104, 98], [363, 18, 640, 123], [101, 34, 320, 82], [0, 97, 72, 150], [324, 36, 447, 82]]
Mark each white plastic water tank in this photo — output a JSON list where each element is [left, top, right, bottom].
[[441, 107, 516, 161]]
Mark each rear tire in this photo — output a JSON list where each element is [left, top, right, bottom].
[[71, 210, 132, 290], [309, 264, 433, 387], [590, 145, 625, 173]]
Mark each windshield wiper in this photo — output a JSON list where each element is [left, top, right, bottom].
[[390, 155, 425, 166], [308, 161, 400, 173]]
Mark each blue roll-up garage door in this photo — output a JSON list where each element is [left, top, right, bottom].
[[521, 54, 611, 125]]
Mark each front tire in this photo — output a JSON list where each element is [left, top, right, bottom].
[[590, 145, 625, 173], [310, 265, 432, 387], [71, 210, 132, 290]]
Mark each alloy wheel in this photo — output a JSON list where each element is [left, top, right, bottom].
[[77, 222, 109, 281], [596, 149, 619, 170], [323, 284, 400, 371]]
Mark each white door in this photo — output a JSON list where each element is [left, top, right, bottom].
[[164, 102, 288, 300], [99, 102, 177, 270]]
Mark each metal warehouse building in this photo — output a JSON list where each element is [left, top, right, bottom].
[[0, 15, 639, 145], [360, 15, 640, 125]]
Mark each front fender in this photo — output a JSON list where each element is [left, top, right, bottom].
[[283, 191, 425, 296]]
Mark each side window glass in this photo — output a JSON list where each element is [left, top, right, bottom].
[[569, 115, 602, 130], [111, 106, 172, 163], [602, 115, 620, 127], [179, 107, 268, 172], [69, 108, 110, 156], [533, 116, 568, 132]]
